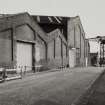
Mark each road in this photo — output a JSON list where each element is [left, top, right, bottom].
[[0, 67, 104, 105]]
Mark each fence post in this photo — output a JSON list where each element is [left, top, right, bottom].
[[2, 68, 7, 82], [20, 66, 22, 79]]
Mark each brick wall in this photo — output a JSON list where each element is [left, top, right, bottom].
[[67, 16, 86, 67], [63, 43, 67, 66], [35, 35, 46, 66], [75, 25, 81, 49], [67, 19, 75, 48], [47, 29, 68, 69], [0, 29, 12, 66], [55, 36, 62, 67], [16, 24, 35, 41], [0, 13, 69, 70], [48, 40, 54, 59]]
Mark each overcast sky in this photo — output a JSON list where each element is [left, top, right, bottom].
[[0, 0, 104, 52]]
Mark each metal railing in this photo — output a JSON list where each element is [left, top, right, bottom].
[[0, 65, 43, 82], [0, 64, 68, 83]]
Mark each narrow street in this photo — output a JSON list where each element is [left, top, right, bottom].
[[0, 67, 104, 105]]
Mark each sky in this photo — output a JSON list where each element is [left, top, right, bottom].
[[0, 0, 104, 52]]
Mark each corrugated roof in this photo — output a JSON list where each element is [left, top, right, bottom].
[[32, 15, 68, 25]]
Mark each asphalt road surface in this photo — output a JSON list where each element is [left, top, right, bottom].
[[0, 67, 104, 105]]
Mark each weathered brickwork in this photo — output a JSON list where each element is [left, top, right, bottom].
[[16, 24, 35, 41], [0, 13, 48, 69], [68, 16, 87, 67], [63, 43, 66, 58], [75, 25, 81, 48], [0, 12, 68, 70], [48, 40, 54, 59], [0, 29, 12, 66], [0, 12, 90, 70], [67, 19, 75, 48], [47, 29, 68, 69], [35, 35, 46, 66]]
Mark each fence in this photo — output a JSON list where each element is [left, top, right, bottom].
[[0, 65, 43, 82], [0, 64, 68, 83]]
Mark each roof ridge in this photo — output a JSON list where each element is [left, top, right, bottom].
[[0, 12, 29, 19]]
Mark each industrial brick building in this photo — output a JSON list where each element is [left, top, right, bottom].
[[32, 15, 68, 69], [68, 16, 88, 67], [0, 12, 90, 72], [0, 13, 48, 71]]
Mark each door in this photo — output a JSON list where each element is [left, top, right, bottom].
[[17, 42, 32, 71], [69, 49, 76, 68]]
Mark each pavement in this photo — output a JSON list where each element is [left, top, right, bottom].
[[0, 67, 104, 105], [72, 67, 105, 105]]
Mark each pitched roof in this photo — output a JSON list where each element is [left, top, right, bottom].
[[0, 12, 48, 42]]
